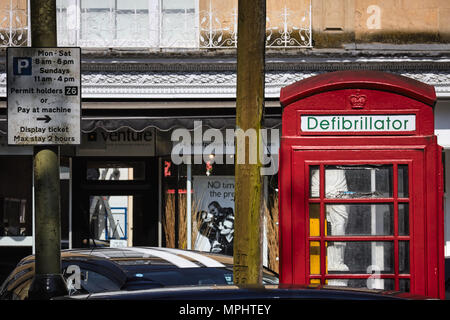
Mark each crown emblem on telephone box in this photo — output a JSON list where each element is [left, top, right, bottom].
[[349, 91, 367, 109]]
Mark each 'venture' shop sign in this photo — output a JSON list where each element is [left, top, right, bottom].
[[301, 114, 416, 133]]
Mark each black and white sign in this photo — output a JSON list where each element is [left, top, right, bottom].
[[7, 47, 81, 145]]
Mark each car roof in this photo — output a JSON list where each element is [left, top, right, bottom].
[[17, 247, 237, 269], [64, 247, 234, 268], [56, 284, 426, 300]]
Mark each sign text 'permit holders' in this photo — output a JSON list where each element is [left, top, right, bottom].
[[7, 47, 81, 145]]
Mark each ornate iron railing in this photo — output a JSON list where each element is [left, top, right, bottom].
[[1, 0, 312, 48], [0, 0, 29, 47], [266, 5, 312, 48]]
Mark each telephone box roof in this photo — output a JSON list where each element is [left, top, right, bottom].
[[280, 70, 436, 108]]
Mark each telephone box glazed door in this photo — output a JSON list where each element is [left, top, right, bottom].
[[291, 149, 426, 294]]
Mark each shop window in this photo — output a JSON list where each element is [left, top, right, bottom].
[[0, 157, 32, 239], [1, 198, 27, 236], [86, 160, 146, 181], [161, 156, 279, 273], [89, 195, 130, 241]]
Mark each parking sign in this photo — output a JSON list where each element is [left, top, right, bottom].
[[7, 47, 81, 145], [13, 57, 32, 75]]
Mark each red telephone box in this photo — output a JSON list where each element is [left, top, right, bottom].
[[279, 70, 445, 299]]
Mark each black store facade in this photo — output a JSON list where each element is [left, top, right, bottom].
[[1, 50, 450, 282]]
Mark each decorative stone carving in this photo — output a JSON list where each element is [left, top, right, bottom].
[[1, 61, 450, 98]]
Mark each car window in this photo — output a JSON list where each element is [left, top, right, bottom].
[[122, 266, 233, 288], [120, 265, 278, 289], [63, 263, 123, 295], [262, 273, 279, 284], [0, 265, 34, 300]]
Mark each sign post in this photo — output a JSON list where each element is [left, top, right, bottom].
[[7, 47, 80, 299], [7, 0, 80, 300]]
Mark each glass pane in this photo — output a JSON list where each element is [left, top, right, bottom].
[[116, 11, 149, 40], [161, 0, 196, 47], [86, 161, 146, 181], [398, 204, 409, 236], [326, 204, 393, 236], [163, 0, 195, 10], [309, 203, 320, 236], [327, 278, 395, 290], [309, 241, 321, 275], [327, 241, 394, 274], [2, 198, 27, 236], [116, 0, 149, 40], [118, 0, 148, 10], [325, 165, 393, 198], [309, 166, 320, 198], [398, 165, 409, 198], [63, 266, 122, 295], [89, 195, 131, 241], [81, 0, 109, 9], [80, 0, 113, 41], [399, 279, 410, 292], [399, 241, 410, 274]]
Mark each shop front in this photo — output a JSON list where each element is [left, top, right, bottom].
[[68, 115, 280, 267]]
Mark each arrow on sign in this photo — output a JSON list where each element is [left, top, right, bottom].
[[37, 115, 52, 123]]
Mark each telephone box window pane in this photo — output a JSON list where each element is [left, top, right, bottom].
[[309, 166, 320, 198], [309, 203, 320, 237], [398, 204, 409, 236], [399, 279, 410, 292], [327, 241, 394, 274], [327, 278, 395, 290], [326, 204, 393, 236], [325, 165, 393, 198], [399, 241, 410, 274], [309, 241, 321, 275], [398, 165, 409, 198]]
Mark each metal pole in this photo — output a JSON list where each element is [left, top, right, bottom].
[[158, 157, 162, 247], [186, 163, 192, 250], [27, 0, 68, 300], [233, 0, 266, 285]]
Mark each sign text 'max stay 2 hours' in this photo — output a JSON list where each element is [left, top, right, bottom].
[[7, 47, 81, 145]]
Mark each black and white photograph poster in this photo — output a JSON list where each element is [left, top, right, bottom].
[[193, 176, 235, 255]]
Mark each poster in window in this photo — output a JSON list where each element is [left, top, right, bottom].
[[193, 176, 234, 255]]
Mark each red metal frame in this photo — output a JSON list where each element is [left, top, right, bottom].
[[279, 71, 445, 299], [295, 152, 419, 292]]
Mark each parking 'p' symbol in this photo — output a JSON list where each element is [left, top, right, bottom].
[[13, 57, 32, 75]]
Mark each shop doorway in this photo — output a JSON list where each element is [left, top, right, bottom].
[[71, 157, 158, 248]]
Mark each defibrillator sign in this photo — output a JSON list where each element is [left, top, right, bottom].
[[301, 114, 416, 133]]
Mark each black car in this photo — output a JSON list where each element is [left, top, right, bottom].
[[55, 283, 428, 300], [0, 246, 278, 300]]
